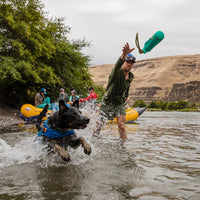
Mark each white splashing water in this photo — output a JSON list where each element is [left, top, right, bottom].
[[0, 136, 47, 169], [0, 104, 111, 169], [80, 103, 104, 133]]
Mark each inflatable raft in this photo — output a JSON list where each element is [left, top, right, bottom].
[[110, 107, 145, 124], [20, 104, 52, 122], [20, 104, 145, 123]]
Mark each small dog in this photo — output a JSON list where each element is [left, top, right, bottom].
[[36, 99, 91, 161]]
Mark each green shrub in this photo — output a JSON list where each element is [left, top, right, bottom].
[[176, 100, 188, 109], [132, 100, 146, 108]]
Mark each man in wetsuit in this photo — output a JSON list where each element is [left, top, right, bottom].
[[95, 43, 136, 140]]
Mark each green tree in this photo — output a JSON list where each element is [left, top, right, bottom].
[[160, 101, 167, 110], [93, 85, 105, 101], [148, 101, 157, 109], [0, 0, 93, 107], [167, 101, 177, 110], [132, 100, 146, 108], [176, 100, 188, 109], [147, 100, 168, 110], [189, 103, 197, 109]]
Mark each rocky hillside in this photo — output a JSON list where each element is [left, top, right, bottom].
[[89, 55, 200, 105]]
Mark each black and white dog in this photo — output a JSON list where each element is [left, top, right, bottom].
[[36, 99, 91, 161]]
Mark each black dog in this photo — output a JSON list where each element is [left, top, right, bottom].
[[36, 99, 91, 161]]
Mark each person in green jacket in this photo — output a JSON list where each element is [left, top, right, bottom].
[[94, 42, 136, 140]]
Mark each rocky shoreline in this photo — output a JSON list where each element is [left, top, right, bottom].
[[0, 108, 24, 133]]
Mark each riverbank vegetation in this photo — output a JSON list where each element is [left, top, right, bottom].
[[0, 0, 105, 108], [132, 100, 199, 112]]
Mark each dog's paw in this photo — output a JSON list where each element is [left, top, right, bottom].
[[54, 144, 71, 162], [80, 138, 91, 155], [61, 155, 71, 162], [83, 142, 91, 155]]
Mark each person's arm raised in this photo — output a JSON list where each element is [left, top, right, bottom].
[[120, 43, 135, 61]]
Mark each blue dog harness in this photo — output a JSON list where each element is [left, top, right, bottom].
[[38, 118, 75, 138]]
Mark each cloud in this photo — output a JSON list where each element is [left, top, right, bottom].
[[42, 0, 200, 65]]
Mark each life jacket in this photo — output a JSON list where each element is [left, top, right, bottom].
[[80, 92, 98, 102], [38, 118, 74, 138], [70, 95, 79, 102]]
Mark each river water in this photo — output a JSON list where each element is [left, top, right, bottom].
[[0, 111, 200, 200]]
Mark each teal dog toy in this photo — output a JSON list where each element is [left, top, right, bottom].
[[135, 31, 165, 54]]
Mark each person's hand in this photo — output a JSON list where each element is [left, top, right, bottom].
[[121, 43, 135, 60]]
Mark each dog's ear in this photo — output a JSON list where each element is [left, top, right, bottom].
[[72, 99, 79, 109], [59, 100, 69, 112]]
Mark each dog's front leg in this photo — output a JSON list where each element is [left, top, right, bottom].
[[79, 137, 91, 155], [54, 144, 71, 162]]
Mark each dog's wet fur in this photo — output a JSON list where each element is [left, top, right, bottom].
[[36, 99, 91, 162]]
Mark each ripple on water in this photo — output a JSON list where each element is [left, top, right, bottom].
[[0, 111, 200, 200]]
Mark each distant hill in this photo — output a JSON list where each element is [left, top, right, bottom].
[[89, 55, 200, 105]]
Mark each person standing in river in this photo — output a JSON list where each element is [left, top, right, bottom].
[[94, 43, 136, 140]]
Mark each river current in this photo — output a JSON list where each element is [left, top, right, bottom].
[[0, 111, 200, 200]]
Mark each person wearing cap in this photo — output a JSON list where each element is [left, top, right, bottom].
[[35, 88, 50, 108], [79, 87, 98, 103], [94, 43, 136, 140], [69, 90, 79, 105], [58, 88, 69, 102]]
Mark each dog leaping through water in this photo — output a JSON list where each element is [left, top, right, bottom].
[[36, 99, 91, 162]]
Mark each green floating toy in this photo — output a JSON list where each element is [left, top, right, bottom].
[[135, 31, 165, 54]]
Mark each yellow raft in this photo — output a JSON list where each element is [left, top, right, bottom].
[[20, 104, 52, 121], [109, 107, 145, 124], [20, 104, 145, 123]]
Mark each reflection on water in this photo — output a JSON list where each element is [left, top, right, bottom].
[[0, 111, 200, 200]]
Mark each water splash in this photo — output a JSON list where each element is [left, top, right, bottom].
[[0, 136, 46, 169]]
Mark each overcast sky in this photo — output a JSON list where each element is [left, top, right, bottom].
[[42, 0, 200, 66]]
